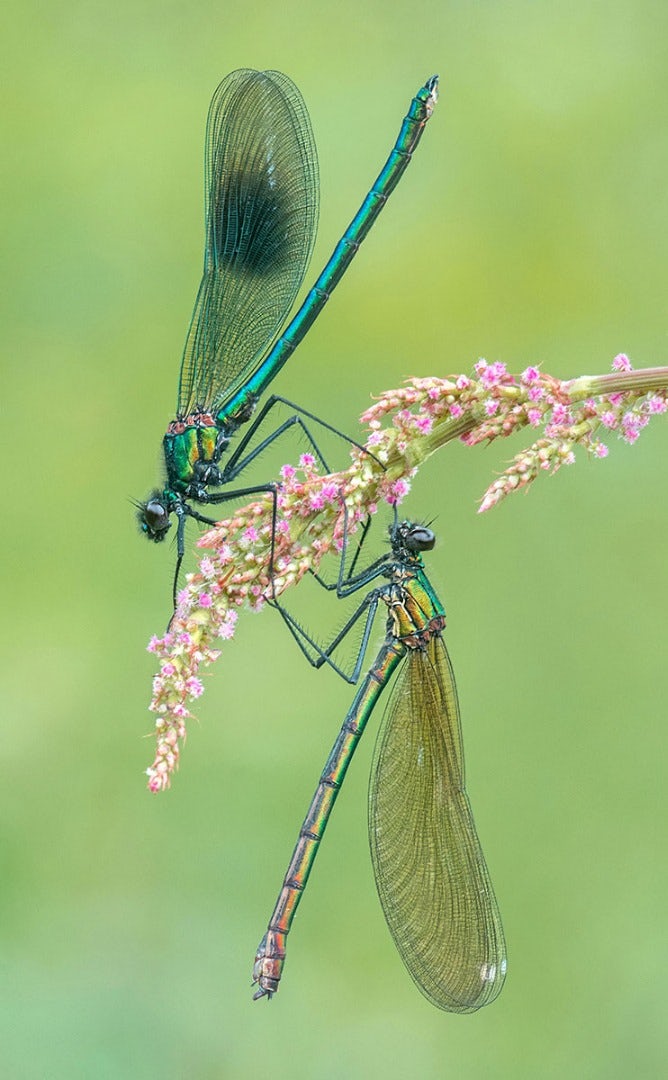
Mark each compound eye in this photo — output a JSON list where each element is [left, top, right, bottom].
[[144, 499, 170, 537], [407, 524, 436, 552]]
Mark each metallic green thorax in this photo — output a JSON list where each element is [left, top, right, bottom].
[[385, 563, 444, 642], [163, 420, 220, 493]]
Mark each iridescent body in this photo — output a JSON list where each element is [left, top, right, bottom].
[[163, 415, 219, 492], [253, 522, 507, 1013], [136, 70, 439, 592]]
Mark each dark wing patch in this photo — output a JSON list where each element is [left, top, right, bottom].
[[177, 69, 319, 415]]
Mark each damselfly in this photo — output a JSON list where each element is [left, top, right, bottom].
[[253, 521, 506, 1013], [136, 70, 438, 609]]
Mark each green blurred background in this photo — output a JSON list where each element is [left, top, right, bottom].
[[3, 1, 668, 1077]]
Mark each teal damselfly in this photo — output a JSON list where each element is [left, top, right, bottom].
[[253, 521, 506, 1013], [136, 70, 438, 608]]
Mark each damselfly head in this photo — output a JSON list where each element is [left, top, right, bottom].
[[391, 520, 436, 555], [137, 492, 172, 542]]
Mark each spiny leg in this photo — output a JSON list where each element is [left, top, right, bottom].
[[168, 482, 279, 626], [268, 500, 394, 673], [169, 505, 218, 623], [221, 395, 376, 481], [271, 586, 383, 683], [220, 396, 386, 599]]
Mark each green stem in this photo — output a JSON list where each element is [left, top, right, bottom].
[[565, 367, 668, 400]]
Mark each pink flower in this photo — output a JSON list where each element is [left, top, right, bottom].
[[218, 614, 237, 640], [449, 403, 463, 418], [413, 414, 433, 434], [185, 677, 204, 699], [387, 478, 411, 505], [477, 360, 507, 389], [527, 408, 542, 427], [621, 412, 642, 444], [490, 361, 507, 381], [521, 366, 540, 384], [299, 453, 316, 468], [280, 464, 296, 480], [551, 404, 571, 425], [320, 481, 339, 502], [612, 353, 632, 372]]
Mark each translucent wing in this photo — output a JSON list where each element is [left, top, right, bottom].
[[369, 635, 506, 1012], [177, 69, 319, 416]]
